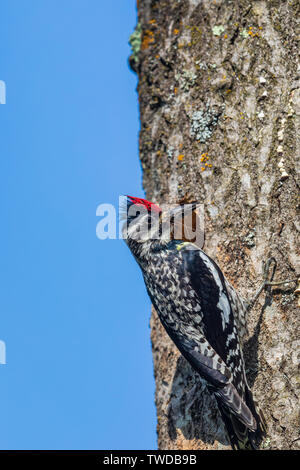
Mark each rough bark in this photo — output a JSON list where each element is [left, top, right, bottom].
[[132, 0, 300, 450]]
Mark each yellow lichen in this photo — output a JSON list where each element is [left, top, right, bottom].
[[248, 26, 260, 37], [200, 152, 209, 162], [141, 30, 155, 50], [199, 153, 213, 171]]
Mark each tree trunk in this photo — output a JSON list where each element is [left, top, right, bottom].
[[132, 0, 300, 450]]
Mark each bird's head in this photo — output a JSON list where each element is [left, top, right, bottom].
[[121, 195, 162, 245], [121, 195, 203, 259]]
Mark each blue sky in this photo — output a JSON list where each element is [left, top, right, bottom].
[[0, 1, 157, 449]]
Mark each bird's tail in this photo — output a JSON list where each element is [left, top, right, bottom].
[[216, 387, 267, 450]]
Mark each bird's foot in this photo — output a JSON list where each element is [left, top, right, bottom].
[[246, 257, 298, 311]]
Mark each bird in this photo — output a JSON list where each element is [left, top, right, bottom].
[[121, 194, 293, 449]]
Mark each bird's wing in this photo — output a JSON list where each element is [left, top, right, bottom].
[[180, 246, 246, 392], [146, 245, 255, 430], [155, 294, 256, 431]]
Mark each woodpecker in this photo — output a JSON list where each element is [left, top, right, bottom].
[[122, 195, 270, 450]]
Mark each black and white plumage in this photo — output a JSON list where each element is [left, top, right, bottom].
[[123, 195, 266, 450]]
